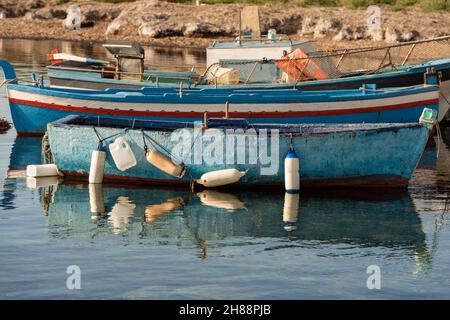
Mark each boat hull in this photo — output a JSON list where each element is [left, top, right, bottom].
[[47, 58, 450, 121], [7, 85, 440, 135], [47, 117, 431, 188]]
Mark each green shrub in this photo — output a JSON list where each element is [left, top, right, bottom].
[[421, 0, 449, 11], [393, 0, 418, 10], [90, 0, 450, 12], [95, 0, 137, 3]]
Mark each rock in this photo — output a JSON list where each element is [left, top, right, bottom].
[[81, 21, 95, 28], [84, 10, 107, 21], [64, 4, 81, 30], [105, 7, 137, 35], [265, 14, 302, 35], [400, 30, 420, 42], [0, 0, 45, 17], [333, 27, 353, 41], [368, 26, 383, 41], [108, 10, 122, 20], [183, 22, 225, 37], [300, 16, 317, 35], [0, 12, 6, 19], [138, 22, 183, 38], [385, 27, 402, 43], [332, 25, 367, 41], [313, 18, 342, 38], [183, 22, 202, 37], [140, 13, 168, 23], [106, 19, 122, 35], [138, 23, 160, 37], [24, 8, 67, 20], [24, 10, 52, 20], [50, 9, 67, 19], [27, 0, 45, 9], [353, 26, 367, 40]]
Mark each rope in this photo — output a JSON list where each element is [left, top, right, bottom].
[[41, 131, 54, 164], [142, 131, 184, 164], [92, 126, 128, 148], [0, 78, 18, 88], [436, 123, 443, 159]]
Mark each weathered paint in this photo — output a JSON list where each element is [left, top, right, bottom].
[[47, 117, 430, 188], [6, 83, 440, 134]]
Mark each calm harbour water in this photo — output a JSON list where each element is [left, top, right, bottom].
[[0, 39, 449, 299]]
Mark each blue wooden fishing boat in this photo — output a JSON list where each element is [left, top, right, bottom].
[[0, 60, 442, 135], [47, 115, 435, 188]]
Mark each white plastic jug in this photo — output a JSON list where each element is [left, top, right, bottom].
[[108, 137, 137, 171]]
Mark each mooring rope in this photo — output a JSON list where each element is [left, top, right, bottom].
[[41, 131, 54, 164], [92, 126, 128, 148]]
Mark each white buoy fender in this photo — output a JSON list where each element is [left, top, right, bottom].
[[284, 147, 300, 193], [197, 169, 246, 188], [89, 149, 106, 184], [146, 149, 186, 178], [26, 176, 60, 189], [197, 190, 246, 211], [283, 192, 299, 223], [108, 137, 137, 171], [89, 183, 105, 214], [26, 164, 59, 178]]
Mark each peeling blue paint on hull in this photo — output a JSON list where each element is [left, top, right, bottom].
[[47, 116, 431, 189]]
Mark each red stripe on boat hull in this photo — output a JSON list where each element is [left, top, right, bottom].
[[8, 97, 439, 118]]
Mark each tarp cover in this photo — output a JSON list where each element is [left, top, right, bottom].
[[275, 49, 329, 81]]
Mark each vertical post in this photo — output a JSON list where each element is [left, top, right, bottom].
[[203, 112, 208, 129], [225, 102, 229, 119], [238, 11, 242, 45]]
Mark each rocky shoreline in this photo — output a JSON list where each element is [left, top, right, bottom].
[[0, 0, 449, 50]]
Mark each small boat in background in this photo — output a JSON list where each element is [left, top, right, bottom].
[[0, 59, 441, 135], [47, 115, 434, 189], [46, 41, 201, 90]]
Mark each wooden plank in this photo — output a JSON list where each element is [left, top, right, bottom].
[[241, 6, 261, 37]]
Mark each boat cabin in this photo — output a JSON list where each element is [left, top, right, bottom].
[[102, 41, 145, 82]]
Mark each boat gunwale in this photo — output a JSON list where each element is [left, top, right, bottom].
[[48, 115, 425, 136]]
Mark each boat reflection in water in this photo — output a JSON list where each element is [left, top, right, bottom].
[[1, 137, 42, 210], [41, 182, 431, 273], [2, 137, 436, 276]]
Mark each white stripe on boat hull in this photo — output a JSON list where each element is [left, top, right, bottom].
[[7, 89, 439, 113]]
